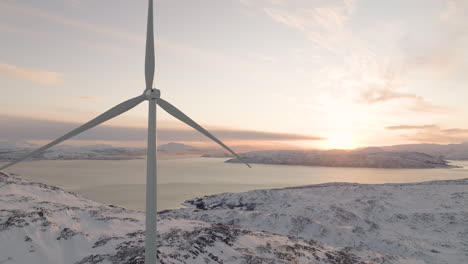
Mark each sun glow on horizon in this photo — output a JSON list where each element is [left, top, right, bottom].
[[322, 132, 358, 150]]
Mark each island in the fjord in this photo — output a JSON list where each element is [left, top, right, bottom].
[[1, 171, 467, 263]]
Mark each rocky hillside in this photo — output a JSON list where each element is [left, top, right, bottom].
[[0, 172, 397, 264], [163, 178, 468, 264]]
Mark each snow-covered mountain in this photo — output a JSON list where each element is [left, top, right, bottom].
[[0, 141, 209, 161], [157, 142, 203, 154], [381, 142, 468, 160], [0, 141, 38, 151], [226, 149, 456, 168], [0, 172, 396, 264], [164, 178, 468, 264], [0, 142, 146, 161]]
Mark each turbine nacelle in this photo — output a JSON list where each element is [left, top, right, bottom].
[[145, 88, 161, 100]]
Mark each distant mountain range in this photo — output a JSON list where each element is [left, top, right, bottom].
[[0, 142, 213, 161], [226, 149, 457, 168], [157, 142, 208, 154], [3, 141, 468, 167], [0, 142, 146, 161], [219, 142, 468, 168], [379, 142, 468, 160]]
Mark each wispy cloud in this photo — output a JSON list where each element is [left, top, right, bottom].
[[359, 88, 420, 104], [385, 125, 438, 130], [261, 0, 355, 51], [439, 0, 468, 25], [69, 0, 82, 8], [0, 2, 256, 73], [0, 23, 29, 34], [403, 0, 468, 77], [441, 128, 468, 135], [247, 0, 461, 115], [0, 63, 62, 84], [74, 96, 99, 101], [385, 124, 468, 144], [0, 2, 142, 42], [0, 115, 323, 143], [321, 51, 452, 113], [358, 87, 449, 113]]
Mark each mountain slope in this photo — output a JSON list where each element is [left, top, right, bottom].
[[163, 178, 468, 264]]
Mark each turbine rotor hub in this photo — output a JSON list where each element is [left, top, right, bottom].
[[145, 88, 160, 100]]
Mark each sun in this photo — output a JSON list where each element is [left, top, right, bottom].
[[324, 132, 357, 150]]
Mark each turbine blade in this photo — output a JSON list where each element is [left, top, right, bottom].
[[157, 98, 251, 168], [0, 95, 146, 171], [144, 0, 155, 91]]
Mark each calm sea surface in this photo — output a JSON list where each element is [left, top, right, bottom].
[[2, 158, 468, 211]]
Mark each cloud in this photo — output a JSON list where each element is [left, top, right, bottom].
[[0, 23, 29, 34], [385, 124, 468, 144], [359, 88, 420, 104], [358, 87, 449, 113], [0, 2, 255, 73], [439, 0, 468, 25], [403, 0, 468, 77], [75, 96, 99, 101], [0, 2, 142, 42], [262, 1, 354, 51], [251, 0, 460, 115], [441, 128, 468, 135], [70, 0, 82, 8], [385, 125, 438, 130], [0, 115, 323, 143], [342, 56, 450, 113], [239, 0, 357, 51], [0, 63, 62, 84]]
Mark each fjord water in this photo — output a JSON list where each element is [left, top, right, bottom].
[[2, 157, 468, 211]]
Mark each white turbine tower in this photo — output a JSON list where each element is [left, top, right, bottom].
[[0, 1, 251, 263]]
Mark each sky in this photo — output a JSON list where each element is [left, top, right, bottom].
[[1, 0, 468, 150]]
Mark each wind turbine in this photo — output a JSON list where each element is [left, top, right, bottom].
[[0, 0, 251, 263]]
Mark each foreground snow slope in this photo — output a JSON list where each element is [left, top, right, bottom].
[[0, 172, 395, 264], [164, 178, 468, 264]]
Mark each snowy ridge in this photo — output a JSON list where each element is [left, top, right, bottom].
[[161, 178, 468, 264], [0, 172, 396, 264]]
